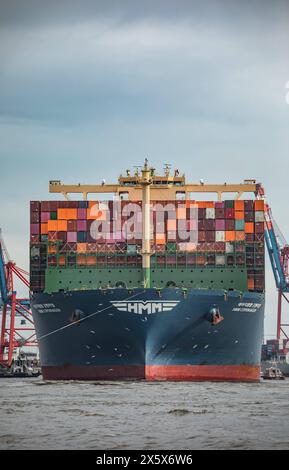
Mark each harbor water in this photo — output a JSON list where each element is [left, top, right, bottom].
[[1, 378, 289, 450]]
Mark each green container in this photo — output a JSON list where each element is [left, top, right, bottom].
[[225, 200, 234, 209], [127, 244, 137, 254], [50, 211, 57, 220], [235, 220, 245, 231], [166, 242, 177, 252]]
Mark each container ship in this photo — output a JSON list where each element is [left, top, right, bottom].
[[30, 161, 265, 382]]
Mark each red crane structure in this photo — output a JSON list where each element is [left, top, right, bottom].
[[0, 230, 37, 369]]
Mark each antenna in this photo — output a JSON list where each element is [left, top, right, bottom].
[[164, 163, 171, 177], [133, 166, 142, 177]]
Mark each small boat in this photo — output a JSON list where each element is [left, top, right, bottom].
[[263, 366, 285, 380], [0, 353, 41, 378]]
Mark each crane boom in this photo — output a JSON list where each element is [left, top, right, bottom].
[[0, 231, 8, 303]]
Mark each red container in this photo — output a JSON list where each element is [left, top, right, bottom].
[[215, 202, 225, 209], [31, 212, 40, 223], [236, 254, 245, 265], [30, 235, 40, 243], [30, 224, 40, 235], [41, 201, 50, 211], [215, 208, 225, 219], [198, 220, 205, 231], [225, 220, 235, 231], [58, 201, 71, 208], [67, 220, 77, 231], [214, 242, 225, 252], [225, 208, 235, 219], [30, 201, 40, 212], [205, 231, 215, 242], [57, 231, 67, 241], [198, 208, 206, 219], [245, 233, 255, 242], [244, 200, 254, 211], [204, 219, 215, 230], [255, 233, 264, 241], [49, 201, 59, 211], [255, 222, 264, 233], [198, 231, 206, 242], [207, 254, 216, 265]]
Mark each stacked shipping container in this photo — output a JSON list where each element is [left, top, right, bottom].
[[30, 199, 265, 293]]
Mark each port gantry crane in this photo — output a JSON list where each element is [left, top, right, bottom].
[[257, 185, 289, 340], [0, 229, 37, 369]]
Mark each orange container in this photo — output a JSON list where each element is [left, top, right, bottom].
[[87, 255, 97, 265], [57, 208, 66, 220], [248, 278, 255, 290], [57, 208, 77, 220], [254, 200, 265, 211], [245, 222, 254, 234], [186, 200, 197, 208], [225, 231, 236, 241], [41, 223, 48, 234], [47, 220, 58, 231], [235, 200, 244, 211], [235, 231, 245, 241], [77, 243, 87, 253], [235, 211, 245, 220], [77, 255, 87, 265], [57, 220, 67, 231], [48, 244, 57, 254], [66, 208, 77, 219], [156, 235, 166, 245], [58, 255, 66, 266], [198, 201, 215, 209]]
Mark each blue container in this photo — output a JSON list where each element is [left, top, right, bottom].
[[235, 220, 245, 231], [77, 231, 87, 242], [79, 200, 89, 208]]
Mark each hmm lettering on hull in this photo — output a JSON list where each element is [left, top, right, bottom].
[[110, 301, 180, 315]]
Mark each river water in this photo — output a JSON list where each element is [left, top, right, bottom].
[[0, 377, 288, 450]]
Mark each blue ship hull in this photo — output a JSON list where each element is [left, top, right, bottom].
[[31, 288, 264, 382]]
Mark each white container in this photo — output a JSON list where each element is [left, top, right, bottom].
[[226, 242, 234, 253], [255, 211, 265, 222], [206, 208, 215, 219], [216, 255, 226, 265], [216, 231, 225, 242]]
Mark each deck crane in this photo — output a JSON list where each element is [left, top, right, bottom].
[[0, 229, 37, 369], [257, 185, 289, 340]]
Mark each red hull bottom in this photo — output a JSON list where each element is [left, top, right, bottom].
[[42, 364, 260, 382]]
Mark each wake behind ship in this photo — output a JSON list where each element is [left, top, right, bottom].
[[30, 162, 265, 381]]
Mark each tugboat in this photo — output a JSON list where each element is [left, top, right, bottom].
[[0, 352, 41, 378], [262, 366, 285, 380]]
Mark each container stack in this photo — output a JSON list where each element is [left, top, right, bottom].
[[30, 199, 265, 293]]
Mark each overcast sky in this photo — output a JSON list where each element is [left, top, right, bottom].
[[0, 0, 289, 336]]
